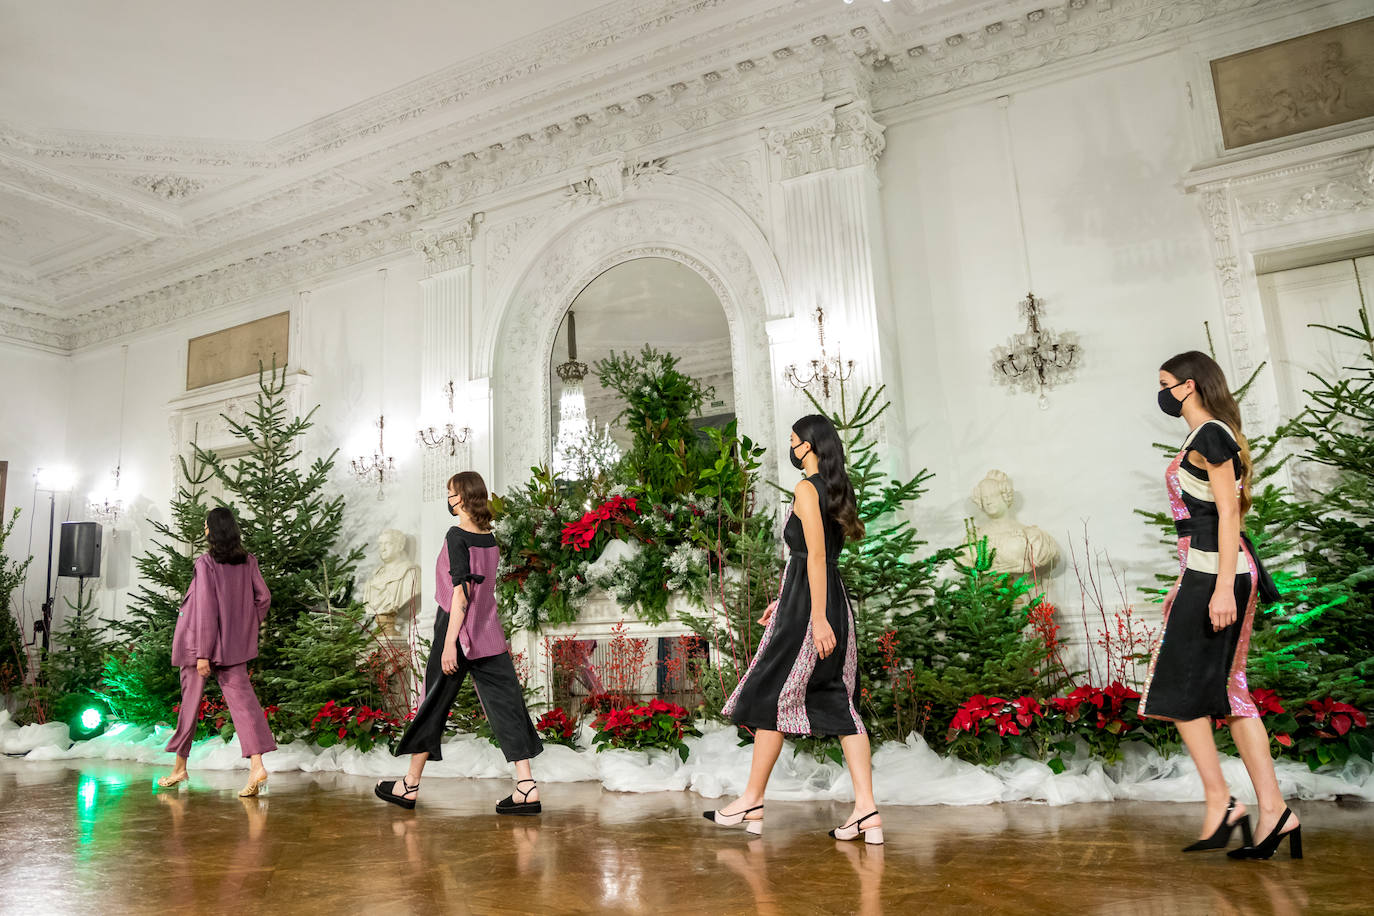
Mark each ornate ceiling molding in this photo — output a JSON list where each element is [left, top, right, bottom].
[[411, 213, 486, 276], [57, 205, 420, 351], [871, 0, 1279, 114], [0, 0, 1309, 351], [0, 150, 182, 234], [764, 100, 885, 179]]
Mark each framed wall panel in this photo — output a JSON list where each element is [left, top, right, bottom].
[[186, 311, 290, 390], [1212, 16, 1374, 149]]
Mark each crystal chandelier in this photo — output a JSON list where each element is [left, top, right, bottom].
[[417, 381, 472, 456], [352, 415, 396, 492], [991, 293, 1080, 409], [89, 344, 130, 523], [989, 95, 1082, 409], [88, 466, 125, 523], [552, 311, 621, 480], [784, 304, 854, 401], [353, 269, 396, 496]]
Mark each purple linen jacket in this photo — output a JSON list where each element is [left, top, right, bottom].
[[170, 553, 271, 667]]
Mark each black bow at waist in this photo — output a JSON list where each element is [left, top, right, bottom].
[[1173, 517, 1280, 605]]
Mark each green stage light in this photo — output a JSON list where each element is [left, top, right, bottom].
[[79, 707, 103, 731]]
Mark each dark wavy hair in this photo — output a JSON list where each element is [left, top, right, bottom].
[[791, 414, 864, 542], [206, 506, 249, 565], [1160, 350, 1253, 516], [449, 471, 494, 531]]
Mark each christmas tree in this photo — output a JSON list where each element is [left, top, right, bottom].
[[195, 363, 365, 655], [102, 450, 215, 725], [193, 364, 390, 736], [1271, 305, 1374, 708], [41, 583, 111, 726], [105, 364, 402, 736], [0, 508, 34, 696], [803, 384, 950, 617]]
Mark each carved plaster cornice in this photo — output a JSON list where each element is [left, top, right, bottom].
[[764, 100, 885, 179], [411, 213, 486, 276], [1236, 148, 1374, 231], [565, 157, 673, 208], [1183, 131, 1374, 232], [0, 0, 1311, 351], [0, 149, 182, 234], [44, 205, 420, 351], [871, 0, 1281, 115]]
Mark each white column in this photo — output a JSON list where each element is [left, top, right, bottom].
[[764, 100, 904, 450], [412, 214, 485, 632]]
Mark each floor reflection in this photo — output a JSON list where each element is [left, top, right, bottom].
[[0, 758, 1369, 915]]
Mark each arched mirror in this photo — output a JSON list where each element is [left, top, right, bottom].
[[548, 257, 734, 480]]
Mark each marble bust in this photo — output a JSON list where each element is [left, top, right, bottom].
[[364, 529, 420, 639], [964, 470, 1060, 579]]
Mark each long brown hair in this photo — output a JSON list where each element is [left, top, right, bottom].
[[448, 471, 494, 531], [1160, 351, 1253, 516], [206, 506, 249, 564], [791, 414, 865, 542]]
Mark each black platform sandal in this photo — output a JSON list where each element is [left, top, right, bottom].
[[375, 778, 419, 810], [496, 779, 541, 816]]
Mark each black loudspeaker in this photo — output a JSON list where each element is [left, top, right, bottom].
[[58, 521, 102, 578]]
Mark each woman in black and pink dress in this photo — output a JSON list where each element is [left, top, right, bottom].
[[1139, 351, 1301, 860], [704, 414, 881, 844]]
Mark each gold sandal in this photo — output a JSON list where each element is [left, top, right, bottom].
[[157, 772, 190, 789], [238, 772, 269, 797]]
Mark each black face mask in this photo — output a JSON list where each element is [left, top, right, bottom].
[[789, 441, 810, 470], [1158, 382, 1191, 418], [447, 496, 461, 517]]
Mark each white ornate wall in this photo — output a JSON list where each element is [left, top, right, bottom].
[[5, 0, 1373, 641], [1188, 137, 1374, 434], [480, 182, 786, 492]]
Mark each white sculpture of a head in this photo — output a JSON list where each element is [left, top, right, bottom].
[[378, 529, 407, 564], [971, 470, 1014, 520]]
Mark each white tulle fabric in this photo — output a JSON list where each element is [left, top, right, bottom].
[[4, 711, 1371, 805]]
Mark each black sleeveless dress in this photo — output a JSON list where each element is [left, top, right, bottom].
[[723, 474, 865, 737], [1139, 420, 1278, 721]]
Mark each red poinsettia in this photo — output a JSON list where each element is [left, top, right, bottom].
[[311, 699, 355, 727], [536, 707, 577, 740], [355, 705, 399, 728], [1249, 688, 1285, 717], [593, 700, 690, 737], [950, 695, 1044, 737], [1307, 698, 1368, 737], [561, 496, 640, 552], [1047, 683, 1140, 733]]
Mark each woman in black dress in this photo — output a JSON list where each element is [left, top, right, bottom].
[[1139, 351, 1300, 859], [704, 415, 881, 844]]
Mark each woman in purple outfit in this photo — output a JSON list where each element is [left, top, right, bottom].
[[375, 471, 543, 815], [159, 506, 276, 797]]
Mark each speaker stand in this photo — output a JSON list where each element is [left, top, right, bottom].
[[37, 489, 57, 653]]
